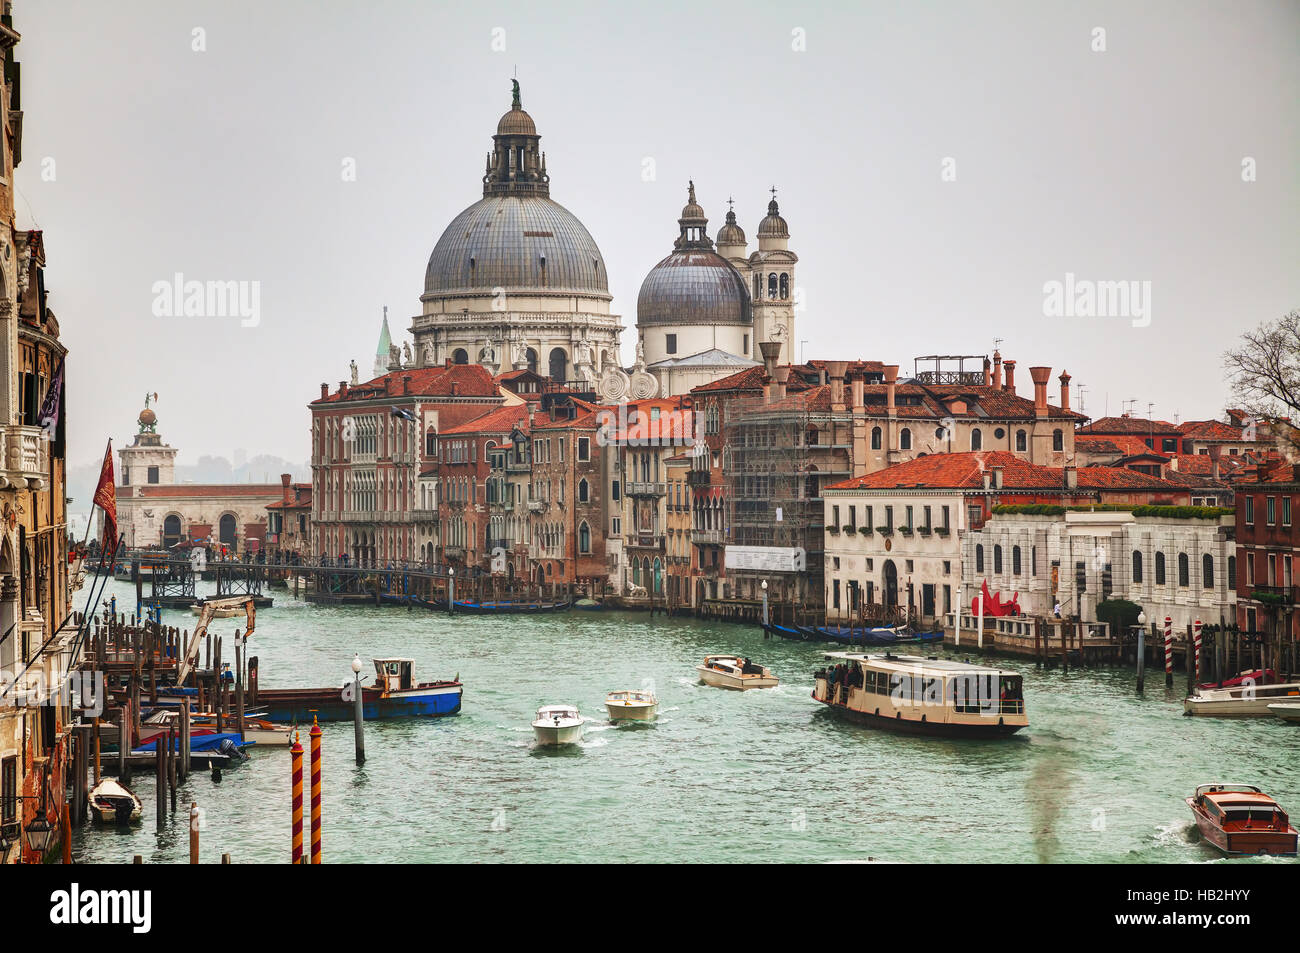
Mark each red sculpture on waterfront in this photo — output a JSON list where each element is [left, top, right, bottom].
[[971, 580, 1020, 617]]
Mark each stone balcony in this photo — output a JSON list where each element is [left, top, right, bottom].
[[0, 425, 48, 490], [626, 481, 666, 497]]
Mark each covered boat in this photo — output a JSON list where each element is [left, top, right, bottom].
[[1186, 784, 1298, 856], [605, 689, 657, 721], [253, 658, 462, 722], [532, 704, 585, 746], [1183, 680, 1300, 717], [697, 655, 778, 690]]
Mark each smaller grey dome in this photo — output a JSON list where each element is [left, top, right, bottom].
[[757, 198, 789, 239], [637, 250, 752, 328]]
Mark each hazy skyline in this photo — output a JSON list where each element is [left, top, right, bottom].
[[13, 0, 1299, 470]]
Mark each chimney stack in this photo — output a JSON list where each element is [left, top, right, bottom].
[[992, 351, 1003, 389], [1064, 465, 1078, 490], [1003, 359, 1016, 393], [884, 365, 899, 415], [1209, 443, 1222, 481], [826, 360, 849, 413], [770, 366, 791, 404], [404, 375, 413, 396], [339, 381, 349, 399], [1059, 370, 1072, 412], [281, 473, 292, 505], [983, 356, 992, 387], [1029, 366, 1051, 418], [851, 377, 865, 412], [992, 465, 1004, 489], [320, 383, 329, 400]]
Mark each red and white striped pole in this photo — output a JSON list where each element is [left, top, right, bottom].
[[1164, 616, 1174, 686], [1193, 619, 1203, 685], [290, 732, 304, 864], [309, 716, 322, 864]]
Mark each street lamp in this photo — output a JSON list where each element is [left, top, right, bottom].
[[447, 566, 455, 616], [760, 579, 769, 627], [23, 807, 56, 856], [351, 654, 365, 765], [351, 654, 362, 675]]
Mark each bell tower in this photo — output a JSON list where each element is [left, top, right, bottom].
[[749, 187, 798, 357]]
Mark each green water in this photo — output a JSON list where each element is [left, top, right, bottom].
[[72, 578, 1299, 864]]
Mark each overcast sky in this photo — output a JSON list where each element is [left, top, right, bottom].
[[13, 0, 1299, 471]]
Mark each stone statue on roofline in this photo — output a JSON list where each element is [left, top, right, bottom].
[[350, 360, 359, 385]]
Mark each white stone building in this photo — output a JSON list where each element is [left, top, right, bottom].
[[960, 509, 1237, 632]]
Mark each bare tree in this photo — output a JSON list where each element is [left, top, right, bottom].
[[1224, 309, 1300, 454]]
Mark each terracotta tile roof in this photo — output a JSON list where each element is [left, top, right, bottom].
[[1075, 434, 1156, 457], [1177, 419, 1249, 441], [1078, 415, 1180, 436], [825, 450, 1182, 493], [440, 402, 530, 435], [313, 363, 499, 404], [600, 399, 696, 442], [266, 484, 312, 509], [136, 484, 284, 498]]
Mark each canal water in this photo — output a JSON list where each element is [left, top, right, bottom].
[[73, 578, 1298, 864]]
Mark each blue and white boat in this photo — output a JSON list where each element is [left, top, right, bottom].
[[253, 658, 462, 722]]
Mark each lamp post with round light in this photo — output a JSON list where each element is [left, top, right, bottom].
[[1136, 610, 1148, 692], [761, 579, 769, 627], [448, 566, 455, 617]]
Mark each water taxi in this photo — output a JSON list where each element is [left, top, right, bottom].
[[532, 704, 585, 746], [813, 652, 1027, 738], [1183, 680, 1300, 717], [697, 655, 778, 690], [1186, 784, 1298, 856], [604, 689, 657, 721]]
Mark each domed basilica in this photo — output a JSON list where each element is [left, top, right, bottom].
[[393, 82, 799, 398]]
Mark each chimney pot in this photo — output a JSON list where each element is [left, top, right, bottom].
[[992, 351, 1003, 389], [1028, 366, 1051, 417], [339, 381, 348, 399], [320, 383, 329, 400], [992, 465, 1004, 489], [1003, 360, 1016, 393], [1064, 465, 1078, 490]]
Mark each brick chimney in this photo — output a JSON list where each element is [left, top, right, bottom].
[[759, 341, 783, 402], [992, 350, 1003, 389], [1064, 465, 1078, 489], [983, 356, 992, 386], [1003, 359, 1016, 393], [281, 473, 292, 505], [320, 383, 329, 400], [1029, 366, 1051, 418], [1208, 443, 1222, 481], [339, 381, 348, 399], [884, 365, 899, 415], [826, 360, 849, 413], [403, 375, 412, 396], [1059, 370, 1072, 412]]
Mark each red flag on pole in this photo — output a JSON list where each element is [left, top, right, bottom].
[[93, 440, 117, 549]]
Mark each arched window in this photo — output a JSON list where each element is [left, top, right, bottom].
[[779, 273, 789, 299], [578, 478, 589, 503], [1015, 430, 1027, 452], [1177, 553, 1189, 587], [451, 348, 468, 365], [1155, 552, 1166, 585], [970, 428, 983, 451], [1227, 555, 1236, 589], [993, 545, 1003, 574], [579, 522, 591, 554], [804, 466, 819, 500], [525, 348, 539, 374], [219, 514, 237, 546], [1132, 550, 1143, 583], [900, 428, 912, 450], [871, 426, 882, 450], [1202, 554, 1214, 588], [1053, 429, 1064, 452], [1012, 545, 1021, 575], [975, 544, 984, 574], [548, 347, 567, 382], [768, 273, 778, 298]]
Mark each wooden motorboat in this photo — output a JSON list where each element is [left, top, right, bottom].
[[1183, 680, 1300, 717], [813, 652, 1028, 738], [605, 689, 657, 721], [1186, 784, 1298, 856], [697, 655, 778, 690], [1267, 702, 1300, 724], [532, 704, 584, 746], [88, 778, 142, 825]]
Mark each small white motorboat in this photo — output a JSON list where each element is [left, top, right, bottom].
[[605, 689, 658, 722], [532, 704, 585, 746], [697, 655, 779, 690], [88, 778, 143, 825], [1183, 681, 1300, 717], [1268, 702, 1300, 724]]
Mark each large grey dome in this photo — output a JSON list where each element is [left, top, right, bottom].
[[423, 195, 611, 298], [637, 250, 751, 327]]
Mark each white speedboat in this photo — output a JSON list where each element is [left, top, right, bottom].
[[1184, 682, 1300, 717], [605, 689, 658, 721], [88, 778, 142, 825], [1268, 702, 1300, 724], [532, 704, 585, 746], [697, 655, 778, 690]]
